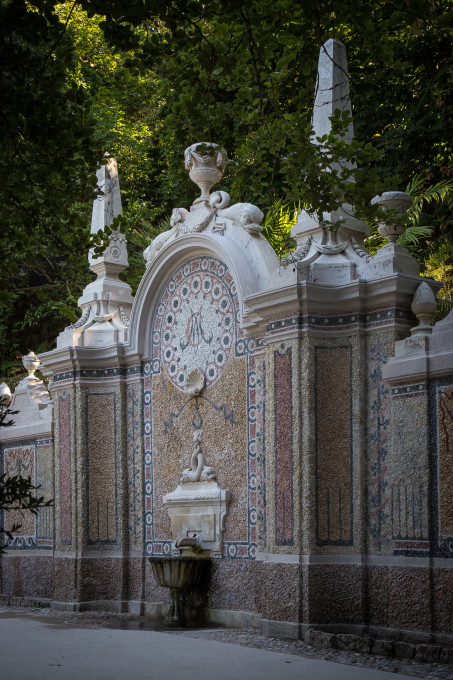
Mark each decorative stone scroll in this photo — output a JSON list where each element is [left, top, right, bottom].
[[143, 143, 265, 267]]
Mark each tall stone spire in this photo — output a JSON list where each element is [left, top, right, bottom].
[[57, 157, 133, 349], [312, 38, 354, 146], [88, 156, 128, 269], [287, 39, 372, 284]]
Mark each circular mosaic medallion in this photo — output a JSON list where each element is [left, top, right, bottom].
[[153, 257, 237, 390]]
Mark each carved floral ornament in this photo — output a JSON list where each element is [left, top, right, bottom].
[[143, 142, 265, 265]]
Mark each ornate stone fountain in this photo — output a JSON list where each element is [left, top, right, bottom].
[[148, 395, 231, 625]]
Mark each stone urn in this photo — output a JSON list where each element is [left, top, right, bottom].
[[371, 191, 413, 243], [22, 351, 40, 381], [184, 142, 227, 205], [148, 556, 210, 626]]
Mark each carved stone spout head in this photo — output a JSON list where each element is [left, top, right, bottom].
[[184, 143, 227, 205]]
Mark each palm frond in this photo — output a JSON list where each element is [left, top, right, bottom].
[[262, 199, 299, 258]]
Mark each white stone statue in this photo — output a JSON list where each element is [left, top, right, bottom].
[[217, 202, 264, 235], [181, 429, 217, 483]]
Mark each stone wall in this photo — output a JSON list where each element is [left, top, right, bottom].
[[1, 40, 452, 641]]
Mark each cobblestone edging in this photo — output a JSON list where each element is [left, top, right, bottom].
[[305, 628, 453, 665]]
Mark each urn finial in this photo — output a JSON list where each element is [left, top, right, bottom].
[[184, 143, 227, 205]]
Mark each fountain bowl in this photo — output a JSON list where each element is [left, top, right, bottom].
[[148, 556, 210, 626], [149, 556, 209, 589]]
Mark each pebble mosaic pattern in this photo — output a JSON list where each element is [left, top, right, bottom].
[[145, 256, 260, 559], [274, 347, 294, 546], [58, 394, 72, 545], [368, 337, 391, 552], [85, 392, 118, 545], [2, 443, 36, 547], [438, 386, 453, 539], [152, 257, 238, 390], [315, 346, 353, 546], [126, 383, 142, 549], [255, 357, 267, 550]]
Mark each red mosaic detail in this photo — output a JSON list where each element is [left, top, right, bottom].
[[274, 348, 294, 545], [59, 395, 72, 544], [155, 257, 237, 391]]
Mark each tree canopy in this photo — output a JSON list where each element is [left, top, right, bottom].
[[1, 0, 452, 377]]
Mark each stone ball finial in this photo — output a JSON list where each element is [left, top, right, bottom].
[[371, 191, 413, 243], [411, 281, 437, 336]]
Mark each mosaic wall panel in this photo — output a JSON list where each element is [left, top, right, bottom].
[[437, 385, 453, 539], [430, 377, 453, 557], [255, 356, 267, 550], [36, 438, 54, 548], [389, 383, 429, 556], [127, 380, 143, 549], [274, 347, 294, 546], [1, 441, 36, 549], [315, 346, 353, 546], [145, 256, 261, 559], [58, 393, 72, 545], [367, 333, 397, 554], [85, 392, 118, 545]]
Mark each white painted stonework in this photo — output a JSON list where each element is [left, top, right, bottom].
[[0, 352, 52, 442], [57, 157, 133, 349], [164, 430, 231, 558]]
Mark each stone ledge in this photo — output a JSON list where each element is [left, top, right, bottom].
[[304, 628, 453, 665], [0, 595, 51, 609]]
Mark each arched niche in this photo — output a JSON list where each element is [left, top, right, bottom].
[[126, 230, 275, 559]]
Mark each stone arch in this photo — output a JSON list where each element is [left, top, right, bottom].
[[127, 230, 276, 559], [128, 231, 278, 361]]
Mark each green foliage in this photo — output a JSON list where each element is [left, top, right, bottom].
[[1, 0, 453, 361], [261, 200, 298, 259], [126, 217, 171, 294]]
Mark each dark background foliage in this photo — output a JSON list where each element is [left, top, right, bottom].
[[1, 0, 452, 381]]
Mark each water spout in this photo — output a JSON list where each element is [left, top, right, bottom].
[[174, 535, 201, 550]]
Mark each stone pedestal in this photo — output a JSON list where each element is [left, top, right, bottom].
[[164, 481, 231, 558]]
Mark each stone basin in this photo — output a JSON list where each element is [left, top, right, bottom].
[[148, 557, 210, 626]]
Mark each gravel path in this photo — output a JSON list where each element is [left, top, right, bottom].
[[3, 606, 453, 680]]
